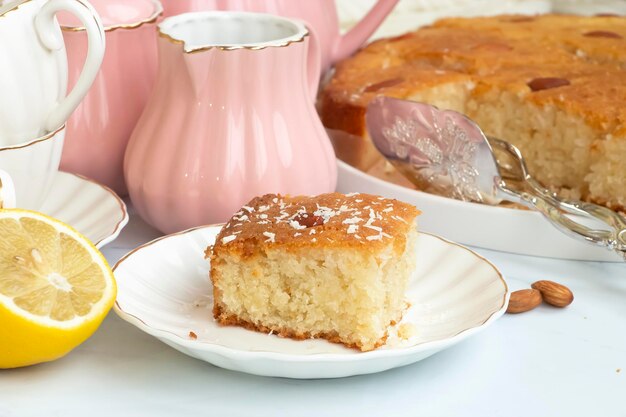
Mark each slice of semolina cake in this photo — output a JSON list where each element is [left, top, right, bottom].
[[207, 192, 420, 351]]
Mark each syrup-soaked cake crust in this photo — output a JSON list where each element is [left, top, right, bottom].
[[208, 192, 421, 259], [321, 14, 626, 137]]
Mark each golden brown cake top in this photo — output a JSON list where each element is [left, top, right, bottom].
[[211, 193, 420, 257], [321, 14, 626, 136]]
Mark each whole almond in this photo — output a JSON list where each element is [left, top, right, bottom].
[[531, 280, 574, 307], [506, 289, 542, 314], [583, 30, 622, 39], [293, 213, 324, 228], [363, 77, 405, 93], [528, 77, 571, 92]]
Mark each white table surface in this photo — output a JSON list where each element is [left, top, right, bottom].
[[1, 204, 625, 417]]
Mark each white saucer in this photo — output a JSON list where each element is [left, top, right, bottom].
[[38, 172, 128, 248], [113, 225, 509, 379]]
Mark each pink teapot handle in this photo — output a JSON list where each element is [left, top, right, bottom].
[[333, 0, 399, 63]]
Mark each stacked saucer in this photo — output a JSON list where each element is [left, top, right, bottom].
[[0, 0, 128, 247]]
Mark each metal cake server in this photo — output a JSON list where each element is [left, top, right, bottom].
[[366, 96, 626, 260]]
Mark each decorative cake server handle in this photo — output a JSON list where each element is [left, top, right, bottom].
[[366, 96, 626, 260], [488, 137, 626, 257]]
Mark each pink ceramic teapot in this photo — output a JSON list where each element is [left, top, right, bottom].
[[124, 12, 337, 234], [159, 0, 398, 71]]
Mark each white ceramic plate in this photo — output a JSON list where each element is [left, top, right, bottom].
[[337, 160, 624, 262], [39, 172, 128, 248], [114, 225, 508, 379]]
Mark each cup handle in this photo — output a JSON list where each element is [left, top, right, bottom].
[[305, 24, 322, 100], [35, 0, 105, 133], [333, 0, 398, 64], [0, 169, 16, 209]]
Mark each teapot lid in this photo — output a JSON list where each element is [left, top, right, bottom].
[[58, 0, 162, 31]]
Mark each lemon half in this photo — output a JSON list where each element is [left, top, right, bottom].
[[0, 209, 116, 368]]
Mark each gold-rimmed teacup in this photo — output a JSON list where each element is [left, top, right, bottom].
[[0, 125, 65, 210], [0, 0, 104, 143]]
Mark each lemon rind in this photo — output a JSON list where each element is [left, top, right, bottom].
[[0, 209, 117, 329]]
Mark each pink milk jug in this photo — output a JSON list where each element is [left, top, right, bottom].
[[124, 12, 337, 234], [159, 0, 399, 71], [58, 0, 163, 195]]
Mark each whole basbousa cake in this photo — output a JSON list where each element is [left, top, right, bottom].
[[320, 14, 626, 212]]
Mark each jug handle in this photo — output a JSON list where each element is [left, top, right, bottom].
[[35, 0, 105, 133], [305, 25, 322, 99], [0, 169, 16, 209], [333, 0, 398, 63]]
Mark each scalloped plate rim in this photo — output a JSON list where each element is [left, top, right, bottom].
[[113, 225, 509, 363], [44, 171, 128, 248]]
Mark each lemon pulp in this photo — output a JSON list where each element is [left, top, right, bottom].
[[0, 210, 116, 368]]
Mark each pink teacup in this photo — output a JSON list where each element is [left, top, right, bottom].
[[125, 12, 337, 234], [58, 0, 163, 195], [159, 0, 398, 72]]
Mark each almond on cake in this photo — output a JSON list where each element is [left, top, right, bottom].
[[320, 14, 626, 212], [207, 192, 420, 352]]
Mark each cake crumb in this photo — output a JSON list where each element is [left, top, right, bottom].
[[397, 323, 417, 340], [617, 368, 621, 374], [204, 244, 214, 259], [188, 331, 198, 340]]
